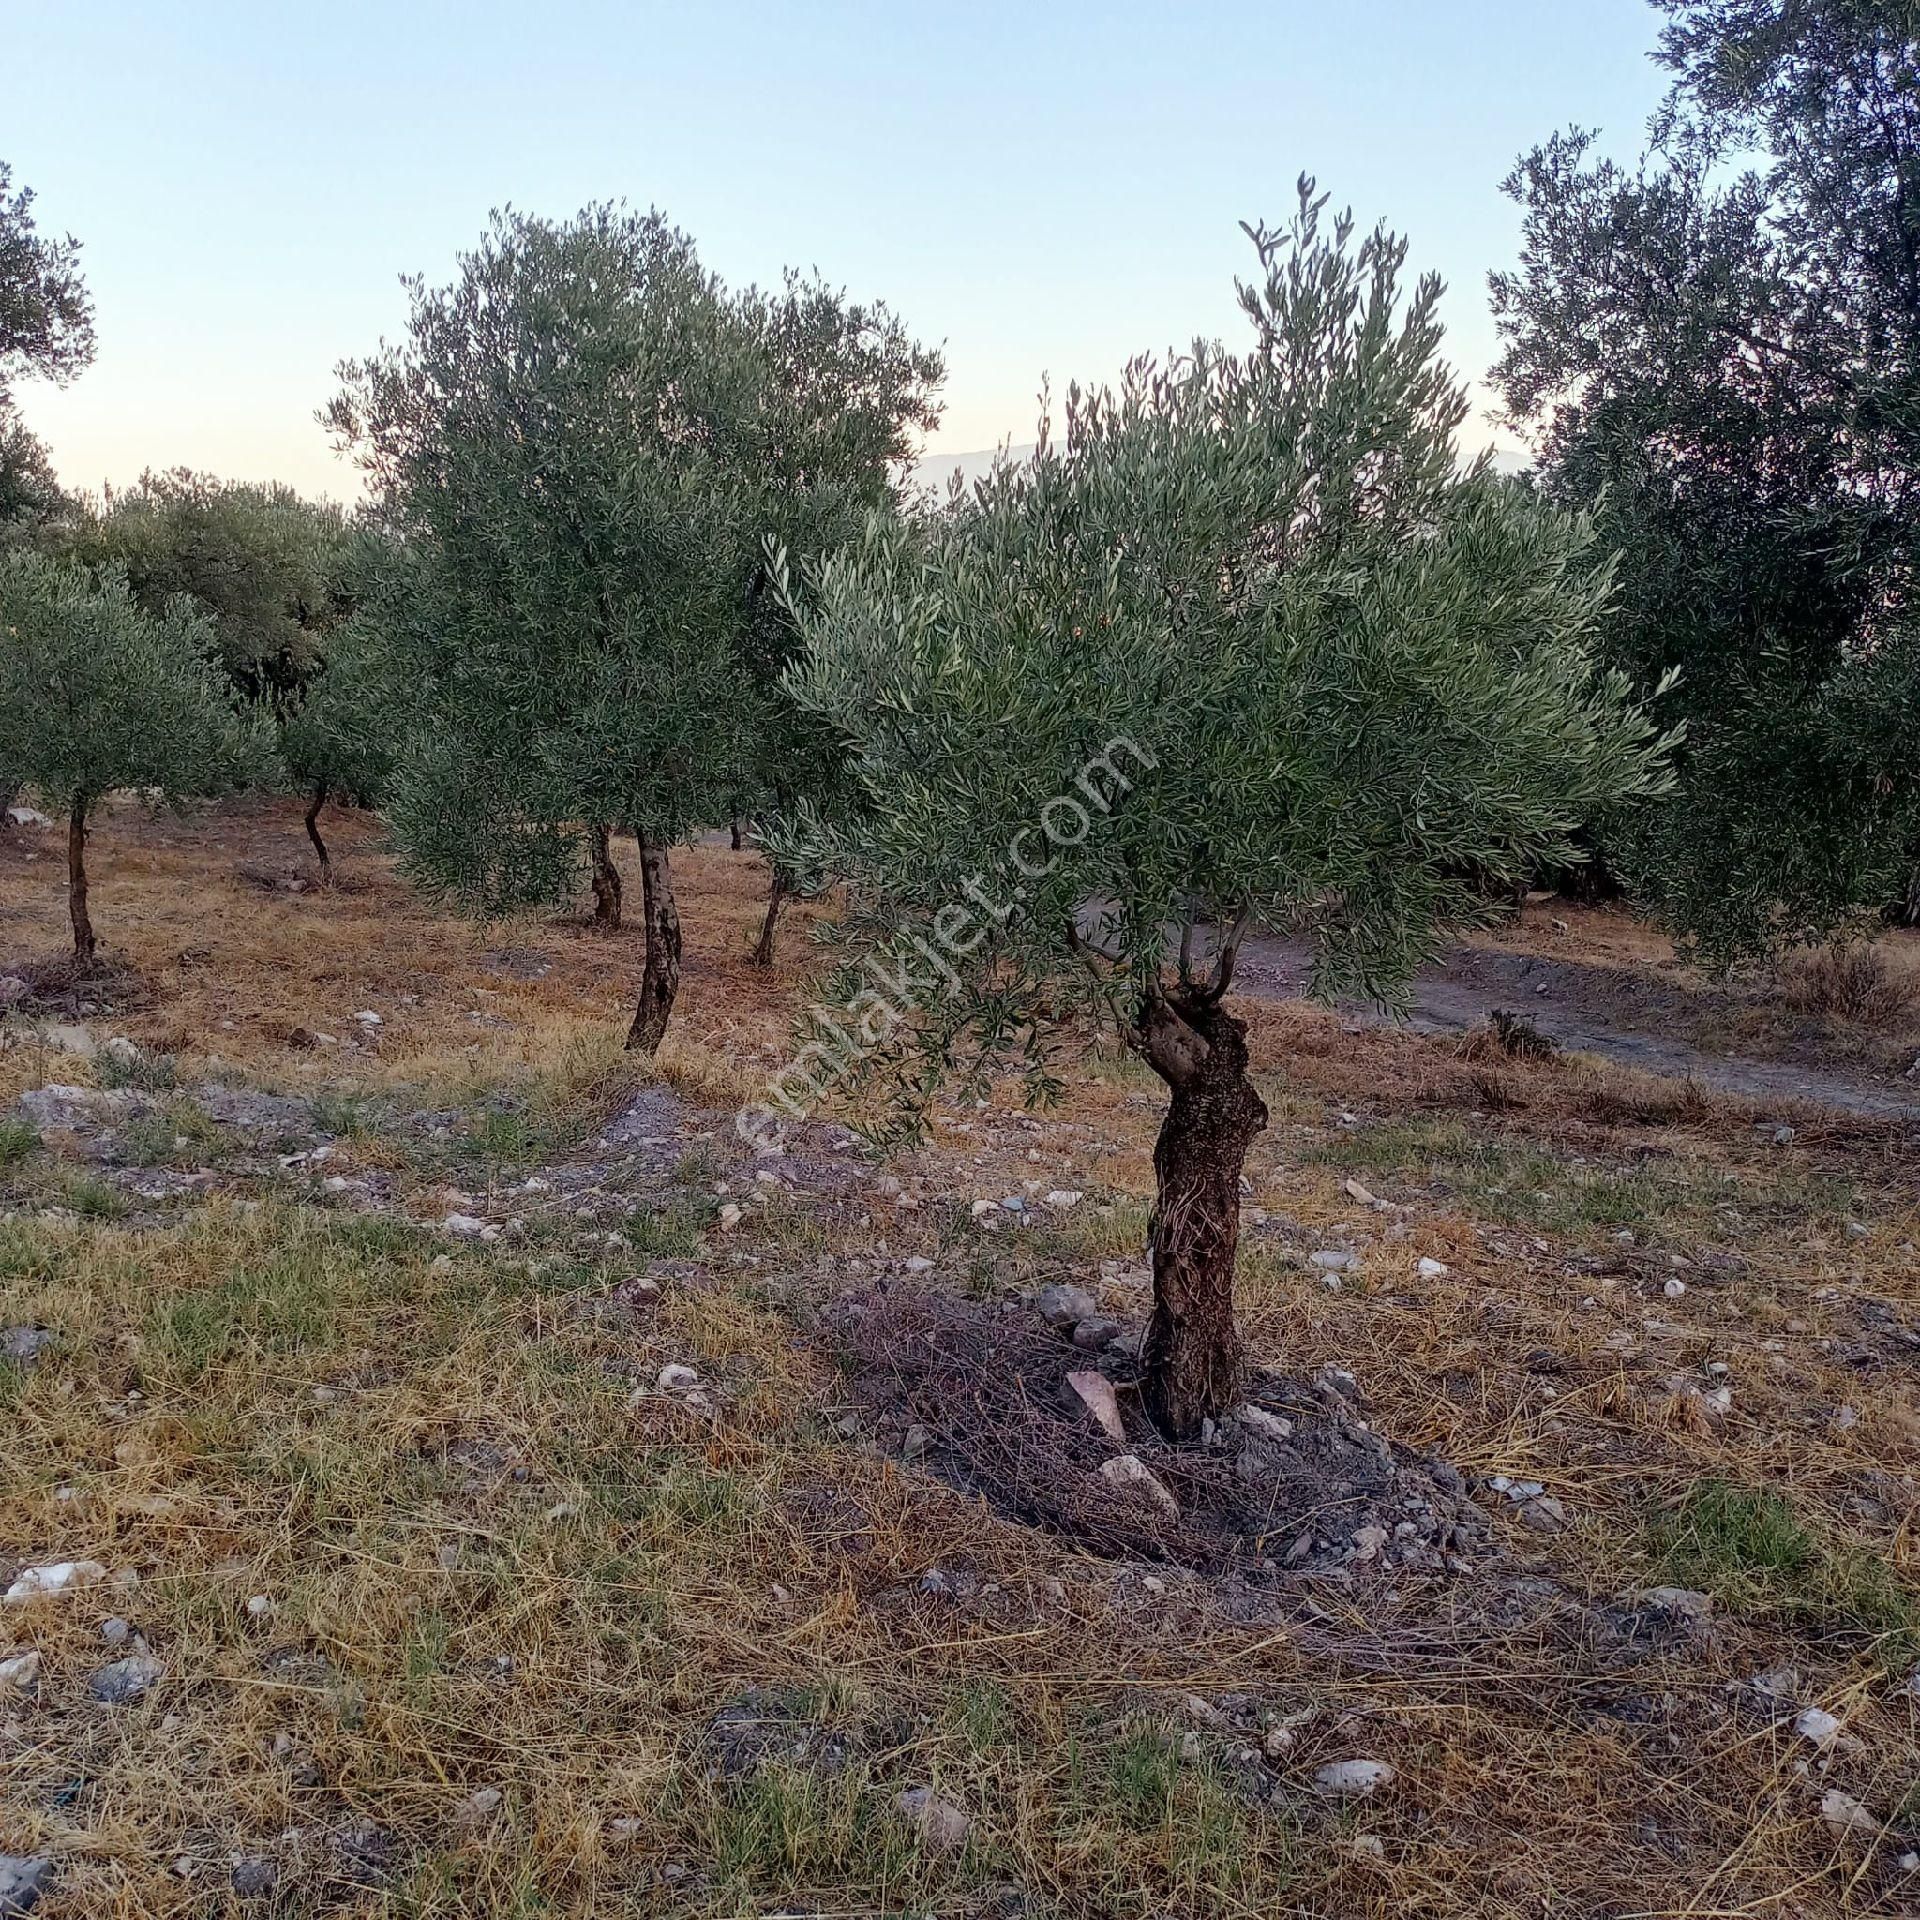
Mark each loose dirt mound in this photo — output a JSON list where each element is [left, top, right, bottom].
[[832, 1287, 1492, 1579]]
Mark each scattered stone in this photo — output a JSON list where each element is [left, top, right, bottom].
[[0, 1651, 42, 1693], [353, 1010, 383, 1027], [901, 1424, 931, 1459], [1795, 1705, 1841, 1747], [903, 1256, 934, 1273], [455, 1786, 503, 1828], [895, 1786, 970, 1853], [1097, 1454, 1179, 1521], [716, 1202, 743, 1231], [1310, 1250, 1357, 1274], [1238, 1405, 1294, 1442], [1518, 1494, 1569, 1534], [1044, 1188, 1084, 1209], [245, 1594, 274, 1621], [40, 1024, 96, 1058], [5, 1560, 109, 1605], [0, 977, 26, 1007], [88, 1653, 164, 1704], [1342, 1178, 1378, 1206], [656, 1363, 700, 1392], [1, 1327, 52, 1366], [1416, 1256, 1449, 1279], [0, 1855, 54, 1916], [1315, 1758, 1396, 1798], [1820, 1788, 1876, 1836], [1664, 1278, 1687, 1299], [1633, 1587, 1713, 1622], [1351, 1524, 1389, 1562], [1036, 1283, 1098, 1330], [1070, 1316, 1122, 1351], [441, 1212, 497, 1239], [100, 1616, 131, 1645], [229, 1856, 278, 1899], [1065, 1370, 1126, 1444]]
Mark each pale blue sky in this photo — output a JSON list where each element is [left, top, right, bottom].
[[10, 1, 1667, 500]]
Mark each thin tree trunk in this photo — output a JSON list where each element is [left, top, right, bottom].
[[729, 817, 744, 852], [68, 794, 96, 964], [750, 866, 788, 967], [624, 834, 681, 1054], [590, 823, 623, 931], [1131, 989, 1268, 1438], [304, 783, 333, 886]]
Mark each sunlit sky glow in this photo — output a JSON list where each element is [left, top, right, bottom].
[[11, 1, 1667, 502]]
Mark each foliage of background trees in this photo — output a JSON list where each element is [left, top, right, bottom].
[[1493, 0, 1920, 961]]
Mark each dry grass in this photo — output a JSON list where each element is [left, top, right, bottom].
[[1, 800, 1918, 1916], [1787, 942, 1920, 1031]]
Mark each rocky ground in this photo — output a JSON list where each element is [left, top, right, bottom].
[[0, 798, 1917, 1917]]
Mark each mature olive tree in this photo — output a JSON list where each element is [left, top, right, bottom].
[[328, 207, 758, 1052], [779, 188, 1674, 1438], [0, 551, 267, 958]]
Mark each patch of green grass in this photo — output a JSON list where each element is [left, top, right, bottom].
[[59, 1172, 126, 1219], [95, 1047, 178, 1092], [1651, 1480, 1920, 1667], [310, 1091, 383, 1141], [467, 1106, 543, 1166], [143, 1248, 341, 1381], [0, 1118, 40, 1168], [1312, 1116, 1729, 1235], [1074, 1722, 1298, 1909], [704, 1764, 915, 1895]]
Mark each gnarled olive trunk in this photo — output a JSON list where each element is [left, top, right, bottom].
[[729, 816, 744, 852], [1130, 988, 1268, 1438], [750, 866, 788, 968], [624, 834, 681, 1054], [305, 783, 333, 886], [68, 795, 96, 964], [590, 823, 623, 931]]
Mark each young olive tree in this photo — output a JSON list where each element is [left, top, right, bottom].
[[0, 550, 268, 958], [275, 611, 397, 884], [780, 189, 1674, 1438], [327, 207, 759, 1052]]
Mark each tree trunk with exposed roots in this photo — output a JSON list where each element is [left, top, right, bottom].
[[1130, 987, 1268, 1438], [305, 784, 333, 886], [750, 866, 788, 967], [625, 835, 681, 1054], [68, 795, 96, 963], [590, 823, 623, 930]]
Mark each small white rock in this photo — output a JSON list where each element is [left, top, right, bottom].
[[1795, 1705, 1841, 1747], [1097, 1453, 1179, 1520], [1416, 1257, 1450, 1279], [1820, 1788, 1876, 1836], [895, 1786, 969, 1852], [5, 1560, 110, 1605], [1315, 1758, 1396, 1798], [656, 1363, 700, 1393]]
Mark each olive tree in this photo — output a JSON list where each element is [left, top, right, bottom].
[[779, 189, 1674, 1438], [276, 611, 396, 884], [0, 550, 268, 958], [327, 207, 758, 1052]]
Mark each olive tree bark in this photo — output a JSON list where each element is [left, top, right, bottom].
[[304, 784, 333, 886], [750, 866, 788, 967], [589, 823, 623, 931], [68, 794, 96, 964], [729, 817, 744, 852], [1129, 984, 1268, 1439], [624, 834, 681, 1054]]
